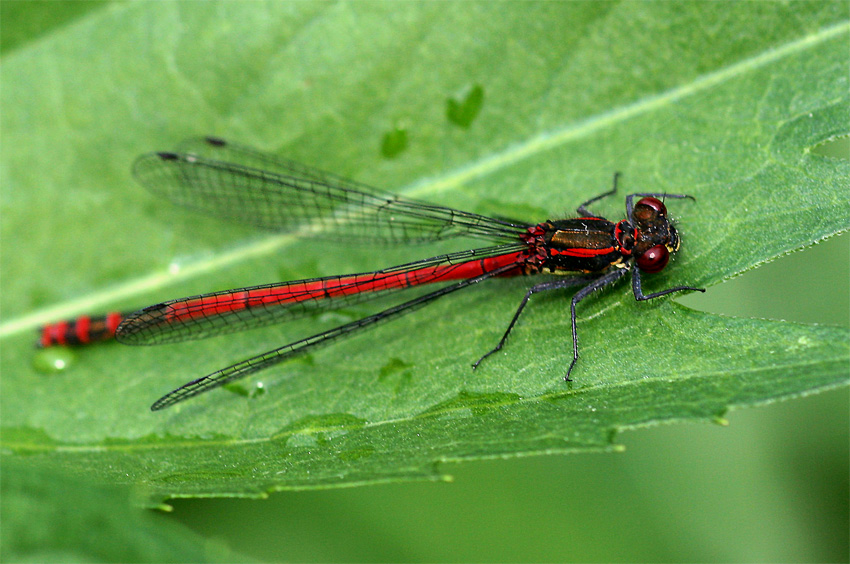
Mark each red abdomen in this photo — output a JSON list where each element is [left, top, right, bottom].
[[38, 312, 124, 347]]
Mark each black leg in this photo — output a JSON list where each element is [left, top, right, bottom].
[[577, 173, 621, 217], [564, 268, 629, 380], [472, 264, 704, 380], [472, 275, 597, 369], [631, 263, 705, 301]]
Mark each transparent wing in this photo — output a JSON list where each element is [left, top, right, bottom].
[[149, 259, 522, 411], [132, 137, 527, 244]]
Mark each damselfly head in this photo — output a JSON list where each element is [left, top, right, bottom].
[[631, 197, 682, 273]]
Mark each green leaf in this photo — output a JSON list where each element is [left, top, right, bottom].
[[0, 456, 248, 562], [0, 0, 111, 54], [1, 2, 847, 505]]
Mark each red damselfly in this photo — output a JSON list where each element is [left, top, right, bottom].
[[39, 137, 705, 411]]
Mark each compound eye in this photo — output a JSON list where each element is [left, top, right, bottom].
[[636, 244, 669, 273], [636, 197, 667, 217]]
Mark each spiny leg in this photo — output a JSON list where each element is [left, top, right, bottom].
[[630, 262, 705, 301], [472, 276, 596, 369], [564, 268, 629, 380], [577, 173, 621, 217]]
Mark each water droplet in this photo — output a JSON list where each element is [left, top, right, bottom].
[[223, 383, 250, 397], [810, 136, 849, 160], [32, 347, 77, 374], [224, 381, 266, 399], [249, 381, 266, 398], [378, 357, 411, 381], [446, 84, 484, 128], [380, 125, 409, 159]]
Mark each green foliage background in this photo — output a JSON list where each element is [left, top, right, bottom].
[[1, 1, 847, 561]]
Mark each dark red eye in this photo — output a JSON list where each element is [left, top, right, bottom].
[[636, 197, 667, 216], [636, 244, 669, 273]]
